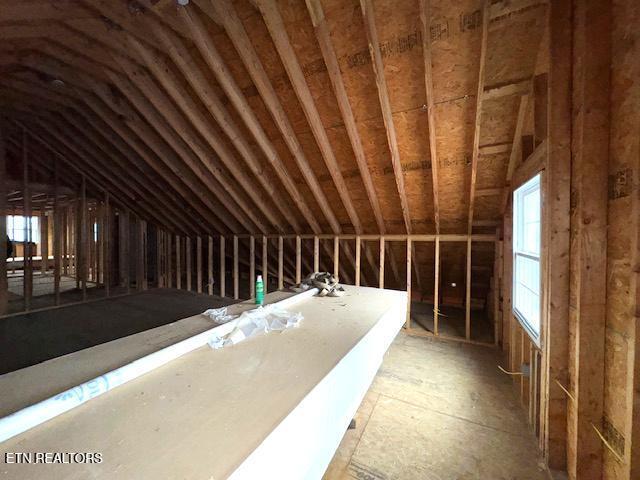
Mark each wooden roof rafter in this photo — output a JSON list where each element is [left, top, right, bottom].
[[105, 66, 251, 234], [254, 0, 364, 236], [359, 0, 422, 291], [419, 0, 441, 235], [9, 50, 235, 233], [467, 0, 490, 235], [198, 0, 364, 284], [112, 52, 267, 234], [128, 26, 294, 232], [1, 80, 206, 234]]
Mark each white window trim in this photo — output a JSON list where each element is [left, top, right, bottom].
[[512, 174, 542, 345]]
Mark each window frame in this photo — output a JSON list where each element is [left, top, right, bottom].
[[512, 173, 542, 345]]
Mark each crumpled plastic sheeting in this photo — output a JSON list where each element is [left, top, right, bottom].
[[202, 307, 238, 324], [207, 305, 303, 350]]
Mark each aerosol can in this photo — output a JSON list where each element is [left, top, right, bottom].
[[256, 275, 264, 305]]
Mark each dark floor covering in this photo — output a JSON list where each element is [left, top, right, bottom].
[[0, 288, 234, 374]]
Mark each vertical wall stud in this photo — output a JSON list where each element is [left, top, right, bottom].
[[250, 236, 255, 298], [313, 235, 319, 273], [196, 236, 202, 293], [278, 236, 284, 290], [176, 235, 181, 289], [379, 236, 385, 289], [104, 193, 110, 297], [186, 236, 192, 291], [465, 237, 472, 340], [53, 160, 61, 305], [333, 236, 339, 281], [0, 129, 7, 316], [23, 130, 33, 310], [406, 237, 412, 329], [220, 236, 226, 297], [295, 235, 301, 284], [167, 233, 172, 289], [208, 235, 213, 295], [233, 235, 239, 300], [434, 236, 440, 336], [355, 235, 361, 286], [80, 176, 87, 301], [262, 235, 268, 294]]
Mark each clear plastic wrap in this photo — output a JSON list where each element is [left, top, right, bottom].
[[207, 305, 303, 350]]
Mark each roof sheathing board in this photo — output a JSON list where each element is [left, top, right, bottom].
[[322, 0, 405, 233], [430, 0, 484, 233], [238, 4, 347, 232], [370, 0, 435, 234], [274, 0, 378, 233]]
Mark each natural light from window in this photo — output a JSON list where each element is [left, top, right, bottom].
[[6, 215, 40, 245], [513, 174, 541, 341]]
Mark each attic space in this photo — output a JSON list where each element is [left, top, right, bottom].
[[0, 0, 639, 479]]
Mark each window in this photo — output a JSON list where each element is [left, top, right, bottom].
[[513, 174, 541, 341], [6, 215, 40, 245]]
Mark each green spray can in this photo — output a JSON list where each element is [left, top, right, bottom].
[[256, 275, 264, 305]]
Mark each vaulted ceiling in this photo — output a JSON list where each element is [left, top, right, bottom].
[[0, 0, 548, 295]]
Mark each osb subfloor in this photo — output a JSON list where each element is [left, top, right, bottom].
[[324, 332, 550, 480], [410, 301, 494, 344], [0, 288, 234, 374]]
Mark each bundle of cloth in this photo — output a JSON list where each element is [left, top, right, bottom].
[[296, 272, 345, 297]]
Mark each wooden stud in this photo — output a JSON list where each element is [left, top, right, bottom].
[[278, 236, 283, 290], [104, 192, 110, 297], [465, 238, 472, 340], [249, 236, 255, 298], [125, 209, 131, 294], [62, 203, 68, 277], [53, 161, 61, 305], [196, 236, 202, 293], [493, 238, 501, 345], [355, 236, 361, 287], [569, 0, 610, 474], [295, 235, 301, 284], [40, 213, 49, 274], [167, 233, 172, 289], [502, 95, 530, 212], [208, 235, 213, 295], [186, 236, 192, 291], [0, 128, 7, 316], [233, 235, 239, 300], [406, 238, 412, 329], [141, 220, 147, 290], [379, 237, 385, 289], [175, 235, 181, 290], [542, 0, 572, 469], [23, 129, 33, 311], [313, 236, 319, 273], [333, 236, 339, 281], [220, 236, 226, 297], [80, 175, 87, 301], [261, 235, 267, 294], [157, 228, 163, 288], [434, 236, 440, 336]]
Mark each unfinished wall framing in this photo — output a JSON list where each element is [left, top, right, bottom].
[[1, 0, 639, 477]]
